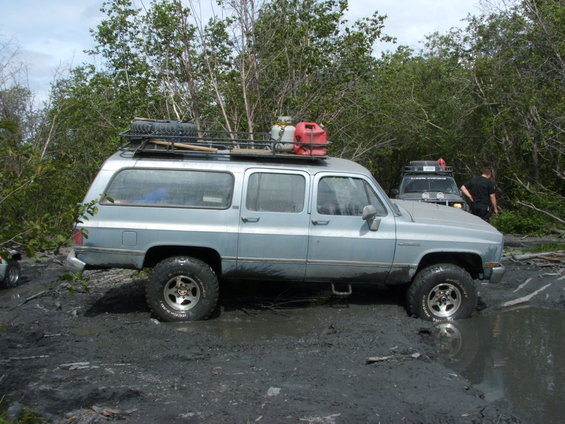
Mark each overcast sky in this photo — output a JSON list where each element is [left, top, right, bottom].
[[0, 0, 481, 104]]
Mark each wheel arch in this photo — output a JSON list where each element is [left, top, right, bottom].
[[416, 251, 483, 279], [1, 252, 21, 261], [143, 245, 222, 275]]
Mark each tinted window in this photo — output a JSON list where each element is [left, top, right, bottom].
[[401, 176, 459, 194], [246, 172, 305, 213], [102, 169, 233, 208], [317, 176, 386, 216]]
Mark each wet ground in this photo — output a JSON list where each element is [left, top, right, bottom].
[[433, 308, 565, 424], [0, 241, 564, 424]]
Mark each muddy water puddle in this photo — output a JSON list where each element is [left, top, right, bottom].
[[434, 307, 565, 424], [171, 305, 339, 341]]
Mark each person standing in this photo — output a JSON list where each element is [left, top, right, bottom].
[[460, 167, 499, 221]]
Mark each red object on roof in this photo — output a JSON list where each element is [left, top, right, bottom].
[[437, 157, 446, 170], [294, 122, 327, 156]]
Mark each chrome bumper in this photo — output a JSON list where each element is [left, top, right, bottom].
[[488, 263, 506, 284], [65, 249, 86, 273]]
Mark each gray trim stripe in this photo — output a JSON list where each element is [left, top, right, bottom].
[[75, 248, 414, 270], [75, 246, 144, 256], [238, 257, 306, 265], [238, 257, 400, 268], [307, 259, 394, 267]]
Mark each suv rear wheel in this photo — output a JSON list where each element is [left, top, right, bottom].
[[407, 263, 477, 321], [146, 256, 219, 322]]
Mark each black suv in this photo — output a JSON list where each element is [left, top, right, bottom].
[[392, 160, 468, 211]]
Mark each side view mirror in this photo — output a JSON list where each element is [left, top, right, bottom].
[[362, 205, 380, 231], [390, 188, 399, 197]]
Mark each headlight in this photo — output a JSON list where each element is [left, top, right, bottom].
[[422, 192, 430, 200], [452, 203, 463, 209], [436, 192, 445, 200]]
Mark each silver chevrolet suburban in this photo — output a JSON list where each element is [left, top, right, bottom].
[[66, 124, 505, 322]]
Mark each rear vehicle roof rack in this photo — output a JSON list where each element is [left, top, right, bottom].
[[401, 161, 454, 175], [119, 119, 329, 161]]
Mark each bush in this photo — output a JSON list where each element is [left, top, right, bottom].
[[491, 209, 557, 235]]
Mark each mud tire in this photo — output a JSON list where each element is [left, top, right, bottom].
[[0, 260, 21, 289], [146, 256, 219, 322], [407, 263, 477, 321]]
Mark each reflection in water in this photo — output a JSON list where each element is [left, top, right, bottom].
[[433, 308, 565, 424]]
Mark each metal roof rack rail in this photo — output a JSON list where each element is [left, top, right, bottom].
[[401, 164, 454, 175], [119, 119, 329, 160]]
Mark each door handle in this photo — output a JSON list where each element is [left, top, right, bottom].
[[241, 216, 260, 223], [312, 219, 330, 225]]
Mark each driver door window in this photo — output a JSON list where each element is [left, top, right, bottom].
[[316, 176, 386, 216]]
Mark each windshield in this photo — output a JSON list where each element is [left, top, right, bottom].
[[400, 176, 459, 194]]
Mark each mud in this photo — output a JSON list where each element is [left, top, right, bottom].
[[1, 241, 563, 424]]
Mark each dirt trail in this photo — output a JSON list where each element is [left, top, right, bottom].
[[1, 242, 563, 423]]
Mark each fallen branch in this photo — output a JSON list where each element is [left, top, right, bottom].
[[366, 352, 421, 364], [91, 406, 137, 419], [9, 290, 51, 311], [517, 201, 565, 225], [513, 277, 533, 293], [59, 362, 99, 370], [512, 251, 565, 261], [4, 355, 49, 362], [500, 283, 552, 308]]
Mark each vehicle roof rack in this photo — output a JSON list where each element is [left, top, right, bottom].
[[401, 163, 454, 175], [119, 120, 329, 161]]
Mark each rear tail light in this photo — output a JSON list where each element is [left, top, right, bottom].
[[72, 229, 84, 245]]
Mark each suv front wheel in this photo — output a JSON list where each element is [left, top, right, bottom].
[[407, 263, 477, 321], [146, 256, 219, 322]]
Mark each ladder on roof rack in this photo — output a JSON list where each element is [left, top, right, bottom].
[[119, 120, 329, 160]]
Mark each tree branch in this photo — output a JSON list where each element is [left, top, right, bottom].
[[517, 200, 565, 225]]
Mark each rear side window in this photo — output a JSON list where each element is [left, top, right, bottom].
[[246, 172, 305, 213], [102, 169, 234, 209]]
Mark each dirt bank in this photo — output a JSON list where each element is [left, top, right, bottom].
[[1, 241, 563, 424]]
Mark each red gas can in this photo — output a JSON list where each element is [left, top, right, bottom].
[[293, 122, 327, 156]]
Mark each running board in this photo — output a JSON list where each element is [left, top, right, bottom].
[[331, 283, 352, 296]]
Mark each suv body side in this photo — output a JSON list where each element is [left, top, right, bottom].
[[71, 153, 404, 282], [67, 151, 504, 321]]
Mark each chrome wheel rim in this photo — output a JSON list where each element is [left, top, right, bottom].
[[7, 264, 19, 286], [434, 321, 463, 356], [163, 275, 201, 311], [426, 282, 462, 318]]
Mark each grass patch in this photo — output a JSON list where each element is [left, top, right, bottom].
[[527, 242, 565, 253], [0, 401, 47, 424]]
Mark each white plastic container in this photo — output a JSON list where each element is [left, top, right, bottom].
[[271, 116, 295, 152]]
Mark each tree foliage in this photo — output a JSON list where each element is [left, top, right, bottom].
[[0, 0, 563, 255]]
